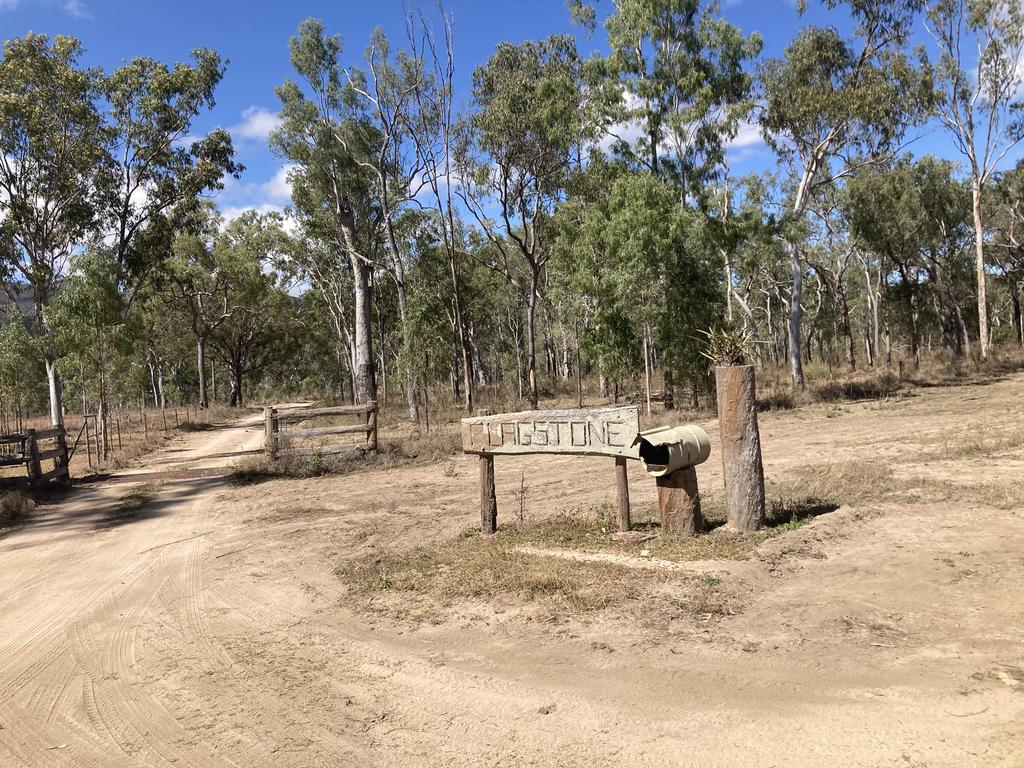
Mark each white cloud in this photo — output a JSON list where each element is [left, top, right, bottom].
[[220, 203, 298, 236], [727, 121, 764, 150], [229, 106, 282, 143], [63, 0, 87, 17], [259, 164, 294, 203], [0, 0, 90, 16], [221, 203, 284, 222]]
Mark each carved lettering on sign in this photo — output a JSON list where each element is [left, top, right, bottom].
[[461, 406, 640, 458]]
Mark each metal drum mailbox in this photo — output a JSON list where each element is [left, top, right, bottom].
[[634, 425, 711, 477]]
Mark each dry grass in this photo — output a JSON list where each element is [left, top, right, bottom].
[[0, 490, 35, 526], [230, 428, 462, 484], [337, 531, 737, 625], [923, 424, 1024, 460], [810, 371, 902, 402], [336, 455, 900, 628], [774, 460, 897, 505]]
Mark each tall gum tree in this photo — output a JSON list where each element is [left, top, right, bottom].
[[759, 0, 933, 389], [407, 8, 477, 413], [459, 35, 588, 409], [273, 19, 377, 404], [336, 26, 438, 419], [926, 0, 1024, 359], [571, 0, 761, 404], [0, 34, 106, 426], [99, 48, 241, 305]]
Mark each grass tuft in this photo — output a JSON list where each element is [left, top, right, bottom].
[[0, 490, 35, 526]]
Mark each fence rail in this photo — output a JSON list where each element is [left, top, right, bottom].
[[264, 402, 378, 460], [0, 425, 70, 488]]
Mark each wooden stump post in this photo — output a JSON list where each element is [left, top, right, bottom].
[[615, 456, 631, 532], [25, 428, 41, 484], [477, 409, 497, 535], [54, 427, 70, 487], [84, 418, 93, 467], [264, 407, 278, 460], [656, 465, 702, 535], [366, 401, 378, 453], [714, 364, 765, 532]]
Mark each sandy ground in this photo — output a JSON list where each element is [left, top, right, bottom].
[[1, 380, 1023, 767]]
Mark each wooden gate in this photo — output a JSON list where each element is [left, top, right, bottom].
[[0, 426, 71, 488], [264, 403, 378, 460]]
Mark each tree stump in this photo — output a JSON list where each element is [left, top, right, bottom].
[[656, 466, 702, 535], [715, 364, 766, 532]]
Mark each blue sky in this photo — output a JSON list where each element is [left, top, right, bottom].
[[1, 0, 1017, 219]]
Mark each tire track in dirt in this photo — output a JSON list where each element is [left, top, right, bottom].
[[0, 556, 152, 705]]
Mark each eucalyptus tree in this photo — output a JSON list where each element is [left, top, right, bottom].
[[0, 33, 107, 425], [99, 48, 241, 302], [847, 156, 973, 365], [459, 35, 588, 408], [759, 0, 933, 388], [713, 172, 784, 360], [553, 167, 720, 413], [926, 0, 1024, 359], [989, 163, 1024, 345], [407, 8, 477, 413], [210, 267, 297, 408], [273, 18, 379, 405], [572, 0, 762, 196], [805, 185, 860, 370], [46, 248, 132, 449], [160, 206, 269, 408]]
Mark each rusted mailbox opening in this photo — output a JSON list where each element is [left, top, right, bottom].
[[637, 438, 670, 467]]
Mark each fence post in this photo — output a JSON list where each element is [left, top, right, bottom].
[[264, 406, 278, 460], [367, 401, 378, 453], [25, 428, 41, 484], [54, 426, 70, 486], [93, 415, 102, 464], [142, 409, 149, 439], [116, 415, 122, 451], [84, 417, 93, 467], [477, 409, 497, 535]]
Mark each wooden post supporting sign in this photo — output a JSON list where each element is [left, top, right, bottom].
[[615, 457, 631, 532], [477, 409, 497, 535]]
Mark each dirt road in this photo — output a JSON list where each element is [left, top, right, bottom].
[[1, 381, 1023, 767]]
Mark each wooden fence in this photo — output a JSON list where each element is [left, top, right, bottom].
[[264, 402, 378, 460], [0, 425, 71, 488]]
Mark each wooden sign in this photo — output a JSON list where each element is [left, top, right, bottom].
[[461, 406, 640, 459]]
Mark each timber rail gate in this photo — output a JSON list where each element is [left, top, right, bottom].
[[263, 402, 378, 460], [0, 426, 71, 488]]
